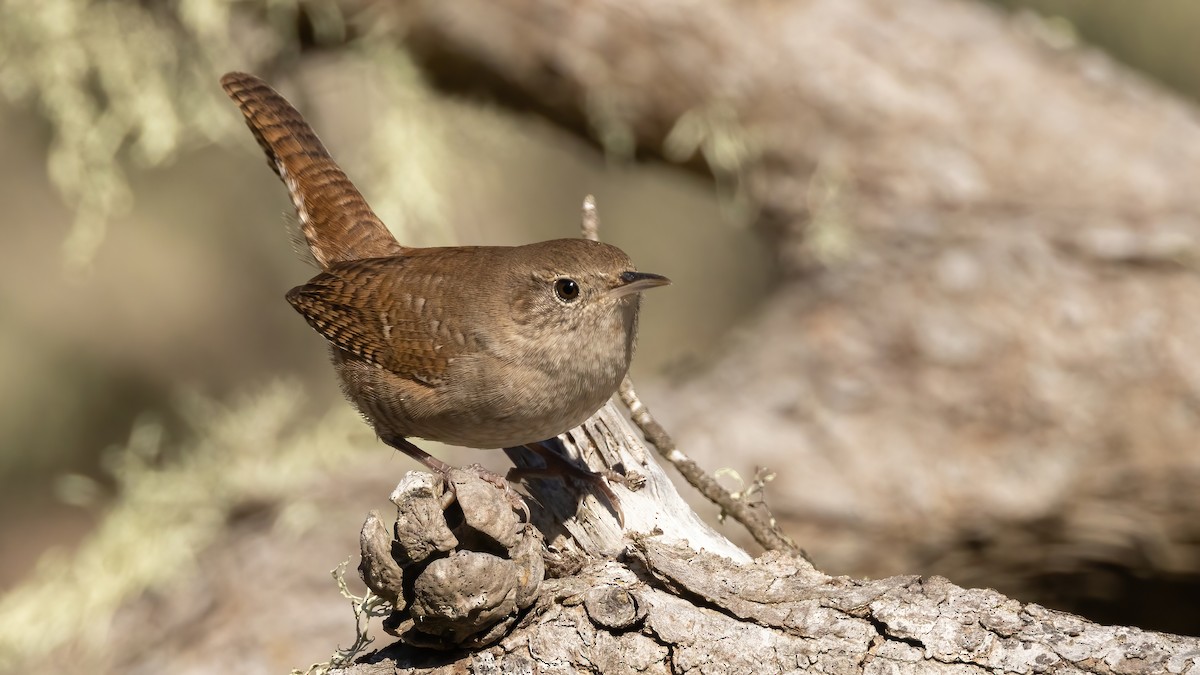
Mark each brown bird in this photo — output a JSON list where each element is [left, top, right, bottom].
[[220, 72, 669, 480]]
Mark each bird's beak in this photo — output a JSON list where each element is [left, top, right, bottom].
[[609, 271, 671, 299]]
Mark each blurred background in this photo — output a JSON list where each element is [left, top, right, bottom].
[[3, 0, 1200, 671]]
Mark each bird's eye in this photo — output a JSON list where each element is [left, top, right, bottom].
[[554, 278, 580, 302]]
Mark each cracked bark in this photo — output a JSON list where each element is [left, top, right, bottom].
[[337, 403, 1200, 674], [344, 525, 1200, 673]]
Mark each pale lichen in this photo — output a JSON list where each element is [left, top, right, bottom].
[[0, 381, 375, 668]]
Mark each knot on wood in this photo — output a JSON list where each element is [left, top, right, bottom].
[[583, 584, 646, 630], [358, 468, 544, 649]]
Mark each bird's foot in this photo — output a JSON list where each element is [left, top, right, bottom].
[[381, 435, 530, 520], [507, 442, 625, 526], [455, 463, 530, 520]]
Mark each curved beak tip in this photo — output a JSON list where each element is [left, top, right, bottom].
[[620, 271, 670, 285], [612, 271, 671, 297]]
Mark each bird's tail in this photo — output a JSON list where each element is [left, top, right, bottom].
[[220, 72, 406, 267]]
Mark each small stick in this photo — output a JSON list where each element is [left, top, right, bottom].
[[580, 195, 803, 556], [581, 195, 601, 242], [616, 378, 802, 555]]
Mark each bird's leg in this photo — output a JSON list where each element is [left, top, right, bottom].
[[381, 435, 527, 516], [507, 441, 624, 526], [382, 435, 454, 473]]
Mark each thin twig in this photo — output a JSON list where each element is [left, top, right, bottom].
[[580, 195, 803, 555], [291, 561, 391, 675], [581, 194, 600, 242], [617, 378, 802, 556]]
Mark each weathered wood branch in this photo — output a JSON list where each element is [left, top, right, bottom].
[[338, 398, 1200, 673], [348, 545, 1200, 674]]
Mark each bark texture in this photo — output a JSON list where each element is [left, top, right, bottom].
[[344, 479, 1200, 674], [375, 0, 1200, 634], [336, 403, 1200, 673]]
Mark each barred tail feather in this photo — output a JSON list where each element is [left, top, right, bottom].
[[220, 72, 406, 267]]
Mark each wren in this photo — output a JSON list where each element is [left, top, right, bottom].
[[220, 72, 669, 475]]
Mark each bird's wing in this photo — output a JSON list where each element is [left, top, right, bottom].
[[286, 257, 465, 385]]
